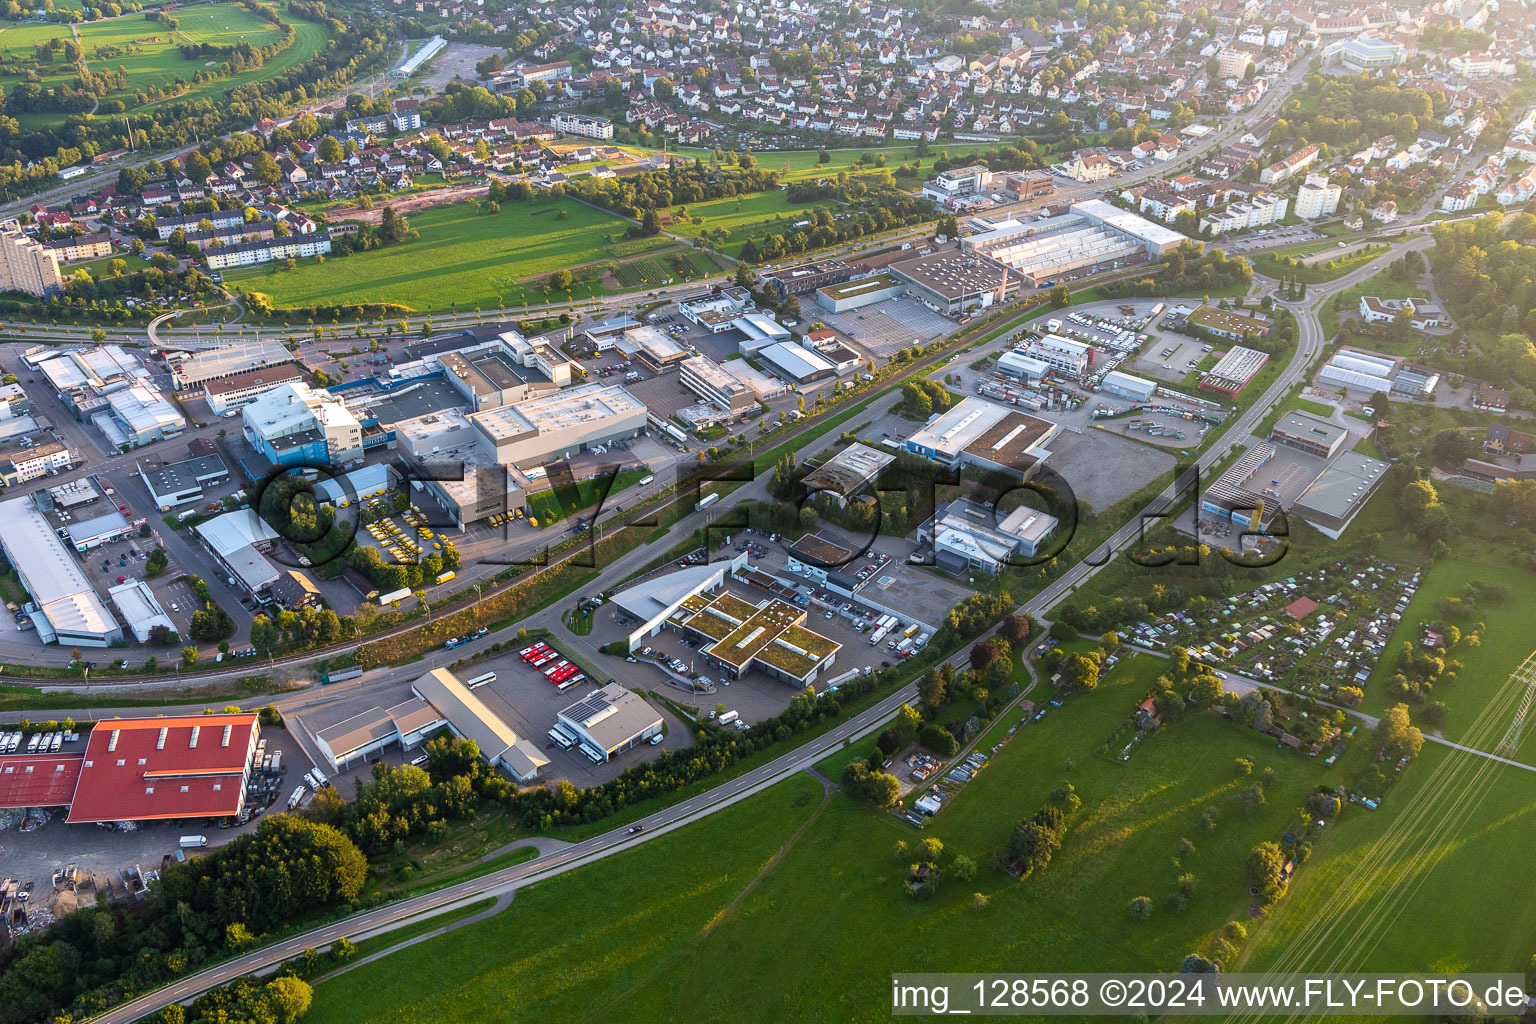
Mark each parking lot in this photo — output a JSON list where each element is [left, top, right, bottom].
[[1223, 227, 1324, 253], [1133, 333, 1212, 383], [816, 297, 957, 356]]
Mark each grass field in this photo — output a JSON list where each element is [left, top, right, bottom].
[[664, 190, 846, 258], [1252, 243, 1390, 284], [306, 658, 1385, 1023], [527, 468, 647, 525], [631, 142, 1002, 183], [0, 4, 326, 131], [232, 199, 636, 311]]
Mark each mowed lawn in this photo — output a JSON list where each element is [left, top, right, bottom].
[[633, 142, 997, 182], [233, 199, 634, 312], [664, 190, 846, 258], [307, 657, 1373, 1024], [1359, 543, 1536, 760], [0, 3, 320, 131]]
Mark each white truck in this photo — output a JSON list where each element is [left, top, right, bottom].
[[179, 835, 208, 849], [868, 624, 891, 646], [717, 710, 739, 726]]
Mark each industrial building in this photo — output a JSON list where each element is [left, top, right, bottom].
[[172, 339, 295, 391], [0, 228, 64, 297], [410, 668, 549, 781], [203, 363, 303, 416], [888, 250, 1019, 315], [393, 408, 527, 530], [960, 200, 1183, 287], [1186, 305, 1271, 340], [65, 714, 259, 823], [1317, 349, 1396, 394], [392, 34, 445, 78], [757, 341, 840, 385], [1100, 370, 1159, 401], [313, 698, 446, 772], [108, 580, 176, 643], [1290, 451, 1390, 538], [313, 463, 397, 507], [193, 509, 282, 601], [679, 591, 841, 686], [139, 453, 230, 510], [905, 397, 1059, 476], [761, 259, 854, 299], [917, 497, 1059, 575], [815, 273, 906, 313], [0, 495, 122, 646], [802, 442, 895, 506], [471, 382, 647, 468], [1200, 441, 1277, 526], [785, 533, 864, 593], [609, 554, 747, 652], [243, 382, 364, 468], [1200, 345, 1270, 396], [1271, 411, 1348, 459], [733, 313, 794, 352], [679, 356, 755, 413], [434, 335, 571, 412], [554, 684, 663, 762], [997, 350, 1053, 381], [33, 345, 185, 448], [1026, 334, 1093, 376]]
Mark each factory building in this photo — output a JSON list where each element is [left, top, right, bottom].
[[1291, 451, 1390, 538], [997, 351, 1053, 380], [203, 364, 304, 416], [1199, 345, 1270, 396], [761, 259, 854, 299], [1100, 370, 1159, 401], [108, 580, 177, 644], [393, 408, 527, 530], [243, 382, 363, 468], [905, 396, 1059, 477], [802, 443, 895, 507], [1026, 334, 1093, 376], [410, 668, 549, 781], [65, 714, 259, 824], [193, 510, 282, 602], [1200, 442, 1276, 526], [757, 342, 839, 385], [815, 273, 906, 313], [917, 497, 1059, 575], [679, 591, 841, 686], [680, 356, 755, 414], [1271, 411, 1348, 459], [172, 339, 295, 391], [433, 332, 571, 411], [139, 453, 230, 510], [961, 200, 1183, 287], [471, 382, 647, 468], [887, 250, 1019, 315], [0, 495, 122, 647], [314, 699, 446, 772]]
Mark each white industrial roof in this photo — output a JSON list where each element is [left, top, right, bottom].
[[0, 496, 118, 639], [194, 510, 279, 558], [108, 580, 175, 642], [733, 312, 792, 342], [758, 342, 837, 382], [411, 668, 549, 778], [1070, 198, 1186, 250], [906, 397, 1012, 456]]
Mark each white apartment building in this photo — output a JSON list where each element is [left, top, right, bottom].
[[1294, 173, 1341, 219], [553, 112, 615, 139], [0, 229, 63, 297]]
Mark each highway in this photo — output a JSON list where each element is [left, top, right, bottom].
[[77, 212, 1425, 1024]]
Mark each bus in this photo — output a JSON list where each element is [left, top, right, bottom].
[[697, 492, 721, 510], [466, 672, 497, 689], [435, 570, 456, 584]]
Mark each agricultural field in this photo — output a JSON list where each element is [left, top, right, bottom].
[[304, 657, 1393, 1024], [610, 247, 724, 289], [0, 4, 327, 131], [231, 198, 638, 312], [662, 190, 847, 258], [631, 142, 999, 183]]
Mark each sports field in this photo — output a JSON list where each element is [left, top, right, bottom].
[[305, 656, 1390, 1023], [0, 4, 327, 131], [232, 199, 637, 312], [663, 190, 847, 258]]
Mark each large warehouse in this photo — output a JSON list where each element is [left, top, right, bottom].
[[1290, 451, 1390, 538], [758, 342, 840, 385], [905, 396, 1059, 476], [313, 698, 446, 772], [172, 339, 294, 391], [917, 497, 1059, 575], [608, 554, 748, 652], [0, 494, 122, 646], [410, 668, 549, 782], [816, 273, 906, 313], [471, 383, 647, 467], [802, 442, 895, 506], [961, 200, 1182, 286], [139, 453, 231, 510], [393, 408, 528, 530], [554, 684, 663, 762], [1271, 411, 1348, 459], [1200, 346, 1270, 396], [66, 714, 260, 823], [888, 251, 1019, 315]]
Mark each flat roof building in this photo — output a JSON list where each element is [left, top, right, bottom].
[[194, 510, 281, 600], [802, 443, 895, 506], [624, 325, 691, 370], [244, 381, 363, 468], [410, 668, 549, 781], [203, 363, 303, 415], [1187, 304, 1271, 340], [1200, 345, 1269, 396], [140, 453, 230, 510], [609, 555, 745, 652], [393, 408, 527, 530], [1272, 411, 1348, 459], [918, 496, 1059, 575], [1290, 451, 1390, 538], [762, 259, 854, 298], [66, 714, 259, 823], [962, 200, 1182, 287], [889, 250, 1019, 315], [679, 592, 841, 686], [757, 341, 839, 385], [0, 495, 122, 647], [555, 684, 663, 762], [172, 339, 293, 390], [905, 396, 1058, 476], [1101, 370, 1158, 401], [471, 383, 647, 468], [815, 273, 906, 313], [108, 580, 176, 643], [680, 356, 754, 413], [313, 698, 445, 772]]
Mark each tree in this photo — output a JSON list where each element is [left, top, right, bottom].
[[1008, 819, 1062, 876], [317, 135, 344, 164], [950, 853, 978, 881], [380, 205, 408, 244], [1049, 285, 1070, 307], [1129, 895, 1154, 921], [640, 209, 662, 235], [1430, 429, 1476, 466], [182, 645, 199, 665], [1059, 652, 1099, 691], [1375, 702, 1423, 759], [1245, 841, 1286, 890], [549, 268, 574, 291], [894, 703, 922, 747], [184, 150, 212, 183]]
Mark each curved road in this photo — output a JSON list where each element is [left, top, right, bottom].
[[81, 234, 1420, 1024]]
